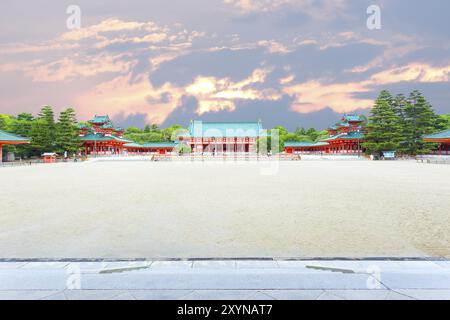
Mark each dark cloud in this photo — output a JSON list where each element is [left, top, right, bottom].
[[113, 112, 148, 128], [149, 47, 266, 88], [162, 94, 370, 131]]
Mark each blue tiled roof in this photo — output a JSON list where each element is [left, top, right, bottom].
[[142, 142, 178, 148], [79, 133, 131, 143], [89, 115, 110, 124], [0, 130, 31, 143], [124, 142, 179, 148], [284, 141, 329, 147], [336, 122, 351, 128], [423, 129, 450, 139], [189, 121, 264, 138], [321, 131, 365, 141], [343, 114, 363, 122]]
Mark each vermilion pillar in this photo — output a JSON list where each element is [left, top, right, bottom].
[[0, 144, 3, 163]]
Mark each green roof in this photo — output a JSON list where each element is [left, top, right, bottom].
[[124, 142, 178, 148], [189, 121, 264, 138], [321, 131, 365, 142], [0, 130, 31, 143], [284, 141, 329, 147], [336, 122, 351, 128], [79, 133, 131, 143], [77, 123, 90, 129], [89, 115, 110, 124], [423, 129, 450, 139], [143, 142, 178, 148], [123, 143, 142, 148], [343, 114, 363, 122]]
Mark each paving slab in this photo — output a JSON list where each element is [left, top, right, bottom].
[[0, 269, 68, 290], [395, 289, 450, 300], [193, 261, 237, 269], [0, 290, 61, 300], [316, 292, 345, 300], [236, 260, 279, 269], [182, 290, 254, 300], [276, 261, 311, 269], [110, 292, 136, 300], [64, 290, 130, 300], [41, 292, 67, 300], [244, 291, 276, 300], [0, 262, 27, 269], [263, 290, 324, 300], [323, 290, 390, 300], [129, 290, 194, 300], [151, 261, 193, 269], [21, 262, 69, 269], [77, 269, 380, 290], [0, 260, 449, 299], [379, 272, 450, 289]]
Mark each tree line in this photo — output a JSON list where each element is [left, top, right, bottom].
[[0, 106, 79, 158], [363, 90, 449, 156], [1, 92, 449, 158]]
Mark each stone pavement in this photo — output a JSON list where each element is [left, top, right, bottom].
[[0, 260, 450, 300]]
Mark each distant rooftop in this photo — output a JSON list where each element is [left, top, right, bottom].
[[423, 129, 450, 140], [89, 115, 111, 124], [0, 130, 31, 143], [79, 133, 131, 143], [343, 114, 364, 122], [321, 131, 364, 142], [124, 142, 179, 148], [284, 141, 329, 148]]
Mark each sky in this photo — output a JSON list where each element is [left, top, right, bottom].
[[0, 0, 449, 130]]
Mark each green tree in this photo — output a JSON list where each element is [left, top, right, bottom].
[[295, 127, 306, 135], [402, 90, 443, 155], [17, 113, 34, 122], [176, 144, 192, 154], [11, 114, 34, 158], [124, 132, 165, 144], [55, 108, 80, 154], [31, 106, 56, 152], [162, 124, 185, 141], [363, 90, 404, 156], [126, 126, 143, 134], [306, 128, 319, 141], [440, 114, 450, 129], [29, 119, 50, 154], [144, 124, 159, 133], [0, 114, 14, 131]]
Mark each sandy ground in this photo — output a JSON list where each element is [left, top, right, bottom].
[[1, 160, 450, 259]]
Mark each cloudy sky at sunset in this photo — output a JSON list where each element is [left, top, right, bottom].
[[1, 0, 449, 130]]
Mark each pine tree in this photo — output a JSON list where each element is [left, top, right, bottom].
[[403, 90, 443, 155], [32, 106, 56, 152], [12, 113, 34, 158], [391, 94, 408, 152], [363, 90, 404, 155], [30, 119, 50, 155], [55, 108, 80, 154]]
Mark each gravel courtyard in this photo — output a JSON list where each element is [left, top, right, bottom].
[[1, 160, 449, 259]]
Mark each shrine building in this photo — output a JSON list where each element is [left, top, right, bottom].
[[285, 114, 365, 155], [79, 115, 131, 155], [424, 129, 450, 156], [0, 130, 30, 162], [177, 120, 265, 154]]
